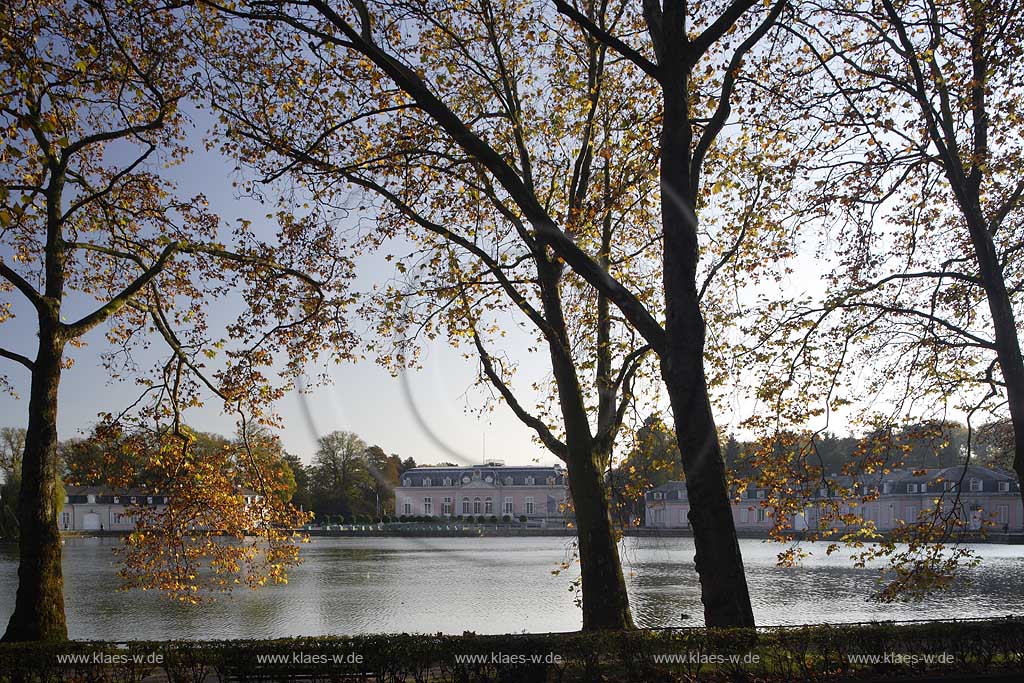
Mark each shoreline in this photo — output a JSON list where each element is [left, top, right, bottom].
[[43, 526, 1024, 543]]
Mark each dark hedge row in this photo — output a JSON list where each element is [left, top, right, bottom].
[[1, 617, 1022, 682]]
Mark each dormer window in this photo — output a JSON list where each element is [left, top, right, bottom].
[[653, 492, 664, 500], [907, 484, 917, 493], [525, 476, 535, 486], [422, 478, 431, 487], [443, 477, 452, 486], [485, 475, 493, 483], [505, 476, 513, 486], [403, 479, 412, 487], [883, 482, 894, 494], [147, 497, 153, 505], [547, 477, 555, 486], [113, 497, 119, 504], [969, 479, 983, 492], [462, 475, 471, 484], [999, 481, 1010, 492]]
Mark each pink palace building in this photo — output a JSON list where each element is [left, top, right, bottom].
[[394, 461, 570, 523], [645, 465, 1023, 532]]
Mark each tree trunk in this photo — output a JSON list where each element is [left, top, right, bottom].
[[659, 60, 755, 627], [2, 323, 67, 642], [963, 206, 1024, 512], [565, 448, 634, 630], [662, 353, 756, 627]]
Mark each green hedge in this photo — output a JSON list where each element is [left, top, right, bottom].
[[1, 618, 1021, 682]]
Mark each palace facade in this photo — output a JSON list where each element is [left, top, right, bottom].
[[645, 465, 1023, 532], [60, 485, 263, 531], [393, 461, 570, 522]]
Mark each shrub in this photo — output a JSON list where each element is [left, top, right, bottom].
[[519, 515, 528, 523], [2, 618, 1023, 682], [489, 515, 498, 524], [399, 515, 407, 522], [502, 515, 511, 523]]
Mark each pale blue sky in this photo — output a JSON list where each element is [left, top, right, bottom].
[[0, 109, 558, 468]]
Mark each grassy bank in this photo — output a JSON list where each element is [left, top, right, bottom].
[[1, 617, 1022, 682]]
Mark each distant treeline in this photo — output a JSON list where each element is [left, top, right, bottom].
[[0, 424, 421, 536]]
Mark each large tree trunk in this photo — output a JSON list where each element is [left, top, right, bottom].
[[963, 206, 1024, 513], [3, 323, 67, 642], [565, 448, 634, 630], [661, 353, 756, 627], [659, 63, 755, 627]]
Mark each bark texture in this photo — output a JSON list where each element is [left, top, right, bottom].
[[3, 323, 67, 642]]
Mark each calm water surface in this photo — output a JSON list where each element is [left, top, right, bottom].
[[1, 536, 1021, 640]]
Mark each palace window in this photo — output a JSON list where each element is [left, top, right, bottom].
[[757, 508, 767, 522], [473, 497, 482, 514], [485, 497, 493, 514], [524, 497, 535, 515], [423, 497, 432, 515], [679, 509, 687, 524], [443, 497, 452, 515], [403, 498, 412, 515], [998, 505, 1009, 524], [503, 497, 513, 515], [462, 497, 471, 514]]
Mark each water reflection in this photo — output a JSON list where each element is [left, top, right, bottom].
[[0, 536, 1020, 640]]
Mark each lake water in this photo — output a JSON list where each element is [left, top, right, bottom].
[[1, 536, 1022, 640]]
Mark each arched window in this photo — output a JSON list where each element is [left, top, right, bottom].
[[504, 476, 513, 486], [443, 477, 452, 486], [473, 497, 482, 514], [462, 497, 471, 514], [484, 497, 493, 514]]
